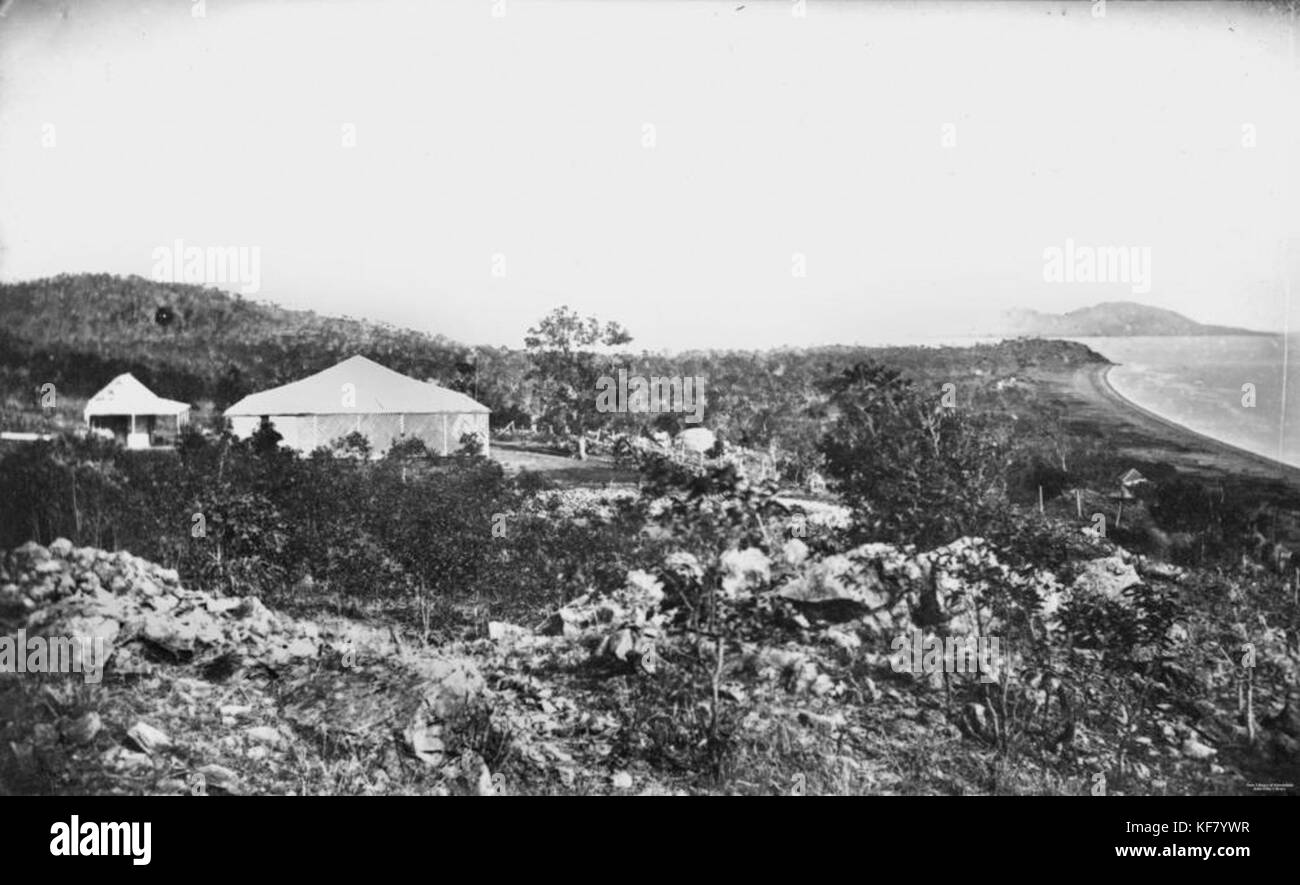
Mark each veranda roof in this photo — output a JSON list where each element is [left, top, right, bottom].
[[84, 374, 190, 419]]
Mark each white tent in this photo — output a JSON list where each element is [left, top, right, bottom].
[[224, 355, 490, 455], [84, 374, 190, 449]]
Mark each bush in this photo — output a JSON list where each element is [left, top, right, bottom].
[[329, 431, 373, 460], [818, 361, 1011, 548]]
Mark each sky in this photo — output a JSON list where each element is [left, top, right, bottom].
[[1, 0, 1297, 351]]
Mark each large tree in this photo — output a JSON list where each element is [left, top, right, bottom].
[[524, 306, 631, 457]]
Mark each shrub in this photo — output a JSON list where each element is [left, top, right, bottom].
[[818, 361, 1011, 548]]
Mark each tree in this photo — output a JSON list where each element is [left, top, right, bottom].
[[818, 361, 1010, 547], [524, 306, 631, 459], [250, 416, 283, 455]]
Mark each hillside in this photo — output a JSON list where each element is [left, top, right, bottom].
[[999, 302, 1269, 338], [0, 274, 1106, 453], [0, 274, 476, 412]]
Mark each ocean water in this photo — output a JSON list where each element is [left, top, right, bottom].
[[1071, 335, 1300, 469]]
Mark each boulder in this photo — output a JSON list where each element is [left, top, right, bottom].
[[719, 547, 770, 600], [1072, 555, 1142, 602], [775, 555, 889, 622]]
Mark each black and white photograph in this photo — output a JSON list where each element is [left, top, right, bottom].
[[0, 0, 1297, 851]]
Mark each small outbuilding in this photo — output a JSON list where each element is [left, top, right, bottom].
[[1117, 468, 1151, 499], [224, 355, 490, 456], [84, 374, 191, 449]]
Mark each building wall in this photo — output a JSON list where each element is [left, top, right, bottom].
[[230, 412, 489, 456]]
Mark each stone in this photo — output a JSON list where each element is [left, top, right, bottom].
[[285, 636, 317, 659], [797, 710, 847, 733], [110, 748, 155, 772], [152, 566, 181, 586], [62, 712, 103, 745], [48, 538, 74, 558], [405, 720, 445, 767], [663, 551, 704, 584], [196, 763, 241, 794], [149, 594, 179, 614], [780, 538, 809, 567], [32, 722, 59, 747], [719, 547, 771, 600], [235, 597, 276, 636], [139, 611, 202, 653], [1182, 737, 1217, 760], [126, 721, 171, 755], [611, 771, 633, 790], [776, 555, 889, 622], [48, 614, 121, 667], [13, 541, 50, 565], [414, 656, 486, 720], [809, 672, 836, 696], [677, 427, 716, 454], [823, 626, 862, 653], [465, 756, 495, 796], [488, 621, 529, 642], [25, 580, 55, 602], [246, 726, 283, 747], [1072, 555, 1142, 602], [541, 605, 583, 639], [1137, 557, 1184, 582]]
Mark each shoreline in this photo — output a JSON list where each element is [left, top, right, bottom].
[[1073, 361, 1300, 491]]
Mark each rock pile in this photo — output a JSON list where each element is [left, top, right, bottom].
[[1, 539, 488, 795], [1, 539, 323, 673]]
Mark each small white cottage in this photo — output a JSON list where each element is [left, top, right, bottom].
[[84, 374, 191, 449]]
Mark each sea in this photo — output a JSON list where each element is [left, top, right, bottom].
[[1069, 335, 1300, 470]]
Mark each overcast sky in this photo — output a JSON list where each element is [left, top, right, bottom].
[[1, 0, 1297, 350]]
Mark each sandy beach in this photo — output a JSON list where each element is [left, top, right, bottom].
[[1079, 363, 1300, 487], [1042, 362, 1300, 541]]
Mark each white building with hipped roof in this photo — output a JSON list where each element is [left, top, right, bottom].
[[84, 374, 191, 449], [223, 355, 490, 456]]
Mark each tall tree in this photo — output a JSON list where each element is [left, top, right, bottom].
[[524, 306, 631, 458]]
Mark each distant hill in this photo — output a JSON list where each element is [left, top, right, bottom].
[[0, 274, 499, 413], [997, 302, 1270, 338]]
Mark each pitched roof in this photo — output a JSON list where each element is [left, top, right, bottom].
[[84, 374, 190, 419], [1119, 468, 1148, 485], [224, 355, 489, 417]]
